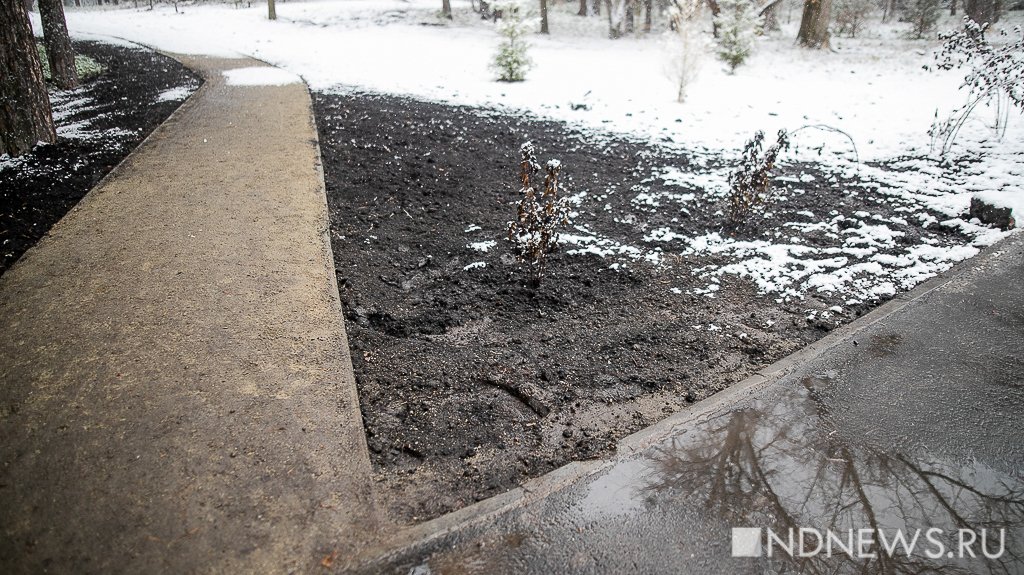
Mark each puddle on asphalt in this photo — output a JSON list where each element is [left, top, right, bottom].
[[867, 333, 905, 358], [572, 377, 1024, 573]]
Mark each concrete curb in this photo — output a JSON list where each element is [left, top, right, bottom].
[[349, 229, 1021, 569]]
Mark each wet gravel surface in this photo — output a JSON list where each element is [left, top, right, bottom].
[[0, 40, 199, 276]]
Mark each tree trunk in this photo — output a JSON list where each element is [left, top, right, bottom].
[[761, 0, 781, 31], [643, 0, 652, 32], [593, 0, 600, 15], [624, 0, 634, 34], [706, 0, 721, 37], [964, 0, 999, 24], [38, 0, 79, 90], [797, 0, 831, 49], [441, 0, 452, 18], [540, 0, 549, 32], [605, 0, 621, 37], [881, 0, 897, 22], [0, 0, 56, 156], [949, 0, 956, 15], [268, 0, 276, 19], [578, 0, 587, 15]]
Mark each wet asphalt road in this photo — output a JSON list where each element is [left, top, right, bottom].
[[362, 232, 1024, 574]]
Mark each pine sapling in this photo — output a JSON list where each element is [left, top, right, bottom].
[[507, 142, 571, 286], [903, 0, 942, 39], [714, 0, 761, 74], [727, 129, 790, 226], [492, 3, 532, 82]]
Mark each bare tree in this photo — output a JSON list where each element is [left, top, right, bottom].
[[761, 0, 782, 31], [666, 0, 705, 102], [881, 0, 898, 22], [833, 0, 872, 37], [38, 0, 78, 90], [442, 0, 452, 19], [797, 0, 831, 48], [268, 0, 276, 19], [540, 0, 550, 33], [642, 384, 1024, 573], [1, 0, 56, 156], [964, 0, 1001, 24], [605, 0, 624, 37]]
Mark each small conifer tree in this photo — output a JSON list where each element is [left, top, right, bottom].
[[714, 0, 761, 74], [492, 4, 532, 82], [904, 0, 942, 39]]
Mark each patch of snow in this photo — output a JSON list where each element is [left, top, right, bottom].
[[223, 67, 302, 86], [468, 240, 496, 252], [155, 85, 194, 102]]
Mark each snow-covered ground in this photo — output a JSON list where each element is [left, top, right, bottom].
[[58, 2, 1022, 155], [57, 0, 1023, 304]]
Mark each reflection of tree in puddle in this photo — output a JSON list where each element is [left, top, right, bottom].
[[642, 378, 1024, 574]]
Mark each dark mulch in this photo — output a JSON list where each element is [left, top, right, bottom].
[[0, 40, 200, 276], [312, 91, 970, 525]]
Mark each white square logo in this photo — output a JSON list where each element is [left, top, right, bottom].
[[732, 528, 762, 557]]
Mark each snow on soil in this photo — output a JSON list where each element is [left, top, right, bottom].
[[49, 87, 136, 142], [468, 240, 497, 253], [60, 1, 1023, 303], [155, 85, 194, 102], [222, 66, 302, 86], [4, 23, 200, 164]]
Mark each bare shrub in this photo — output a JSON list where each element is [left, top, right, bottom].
[[833, 0, 874, 38], [727, 129, 790, 226], [927, 18, 1024, 157], [507, 142, 571, 285], [664, 0, 706, 102]]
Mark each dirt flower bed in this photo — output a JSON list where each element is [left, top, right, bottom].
[[0, 41, 200, 276], [314, 92, 976, 525]]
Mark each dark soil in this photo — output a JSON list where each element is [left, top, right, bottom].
[[312, 92, 971, 525], [0, 41, 200, 276]]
